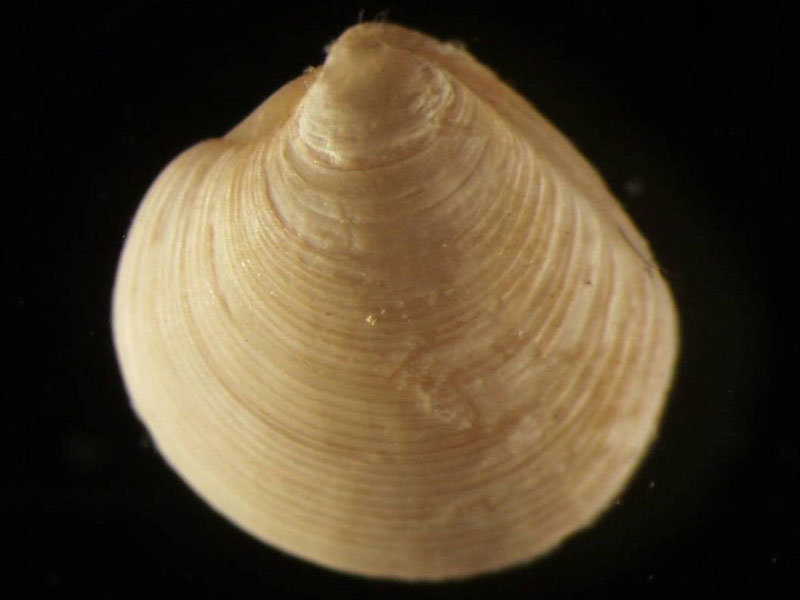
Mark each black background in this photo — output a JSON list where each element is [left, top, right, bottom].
[[7, 1, 796, 597]]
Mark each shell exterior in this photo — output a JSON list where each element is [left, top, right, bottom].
[[112, 23, 679, 580]]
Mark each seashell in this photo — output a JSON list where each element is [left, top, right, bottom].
[[112, 23, 679, 580]]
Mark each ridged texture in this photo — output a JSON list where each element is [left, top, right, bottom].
[[112, 23, 679, 580]]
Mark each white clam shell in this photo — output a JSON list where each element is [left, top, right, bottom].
[[113, 23, 679, 580]]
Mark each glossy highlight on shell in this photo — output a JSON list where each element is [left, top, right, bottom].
[[112, 23, 679, 580]]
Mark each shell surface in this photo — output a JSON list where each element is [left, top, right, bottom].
[[112, 23, 679, 580]]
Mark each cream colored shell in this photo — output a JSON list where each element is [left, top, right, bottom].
[[112, 23, 679, 580]]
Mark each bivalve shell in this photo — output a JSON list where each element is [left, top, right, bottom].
[[112, 22, 679, 580]]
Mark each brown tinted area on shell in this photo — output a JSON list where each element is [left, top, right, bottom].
[[112, 22, 679, 580]]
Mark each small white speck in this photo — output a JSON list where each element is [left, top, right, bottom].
[[365, 314, 378, 326], [624, 177, 645, 197], [648, 480, 656, 490]]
